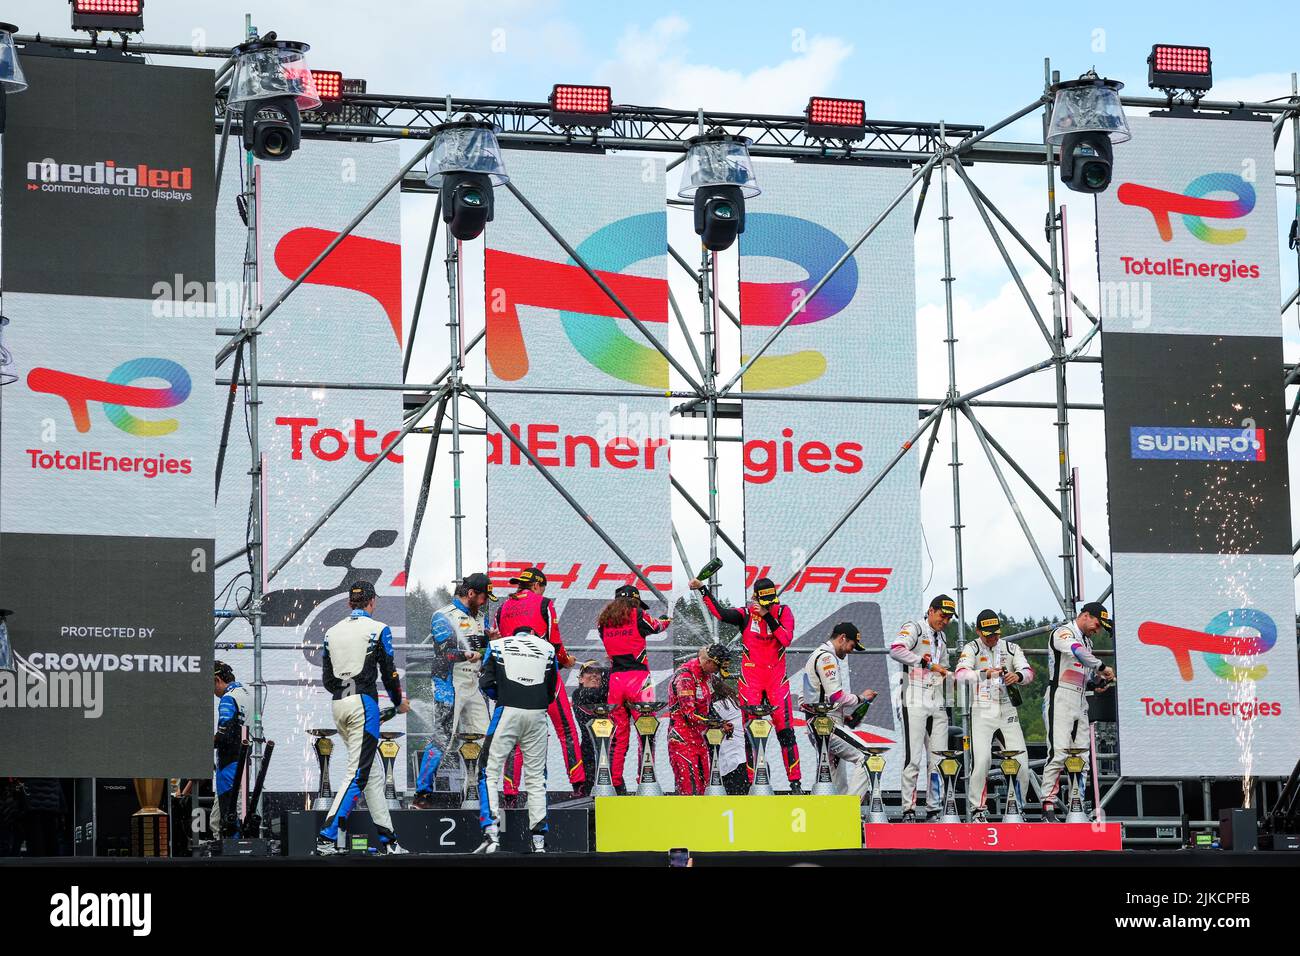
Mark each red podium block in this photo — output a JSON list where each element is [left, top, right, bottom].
[[862, 822, 1121, 851]]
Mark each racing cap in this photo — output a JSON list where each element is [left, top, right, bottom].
[[462, 572, 499, 601], [1081, 601, 1113, 631], [348, 580, 377, 604], [509, 567, 547, 588], [975, 610, 1002, 636], [213, 659, 235, 683], [753, 577, 780, 606], [929, 594, 957, 616], [578, 660, 605, 677], [831, 621, 865, 651], [703, 642, 732, 675], [614, 584, 649, 610]]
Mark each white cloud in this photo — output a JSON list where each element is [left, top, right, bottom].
[[598, 17, 853, 114]]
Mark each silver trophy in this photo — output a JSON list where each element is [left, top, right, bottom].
[[807, 702, 837, 796], [457, 733, 485, 809], [308, 729, 337, 811], [1064, 748, 1090, 823], [632, 701, 666, 797], [741, 697, 776, 796], [704, 718, 728, 796], [864, 747, 889, 823], [936, 750, 963, 823], [378, 731, 403, 810], [587, 705, 618, 798], [997, 749, 1026, 823], [0, 609, 14, 673]]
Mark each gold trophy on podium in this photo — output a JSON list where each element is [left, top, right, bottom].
[[308, 728, 337, 811], [807, 699, 837, 796], [703, 717, 728, 796], [588, 704, 618, 797], [1064, 748, 1090, 823], [936, 750, 963, 823], [742, 694, 776, 796], [378, 731, 403, 810], [458, 733, 485, 808], [130, 778, 169, 857], [864, 748, 889, 823], [632, 701, 666, 796], [997, 749, 1026, 822]]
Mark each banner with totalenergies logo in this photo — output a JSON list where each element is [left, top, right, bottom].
[[738, 162, 920, 790], [484, 151, 673, 789], [214, 140, 407, 793], [1097, 114, 1298, 776], [0, 52, 215, 777]]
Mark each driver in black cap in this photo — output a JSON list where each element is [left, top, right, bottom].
[[798, 622, 879, 801], [890, 594, 955, 820]]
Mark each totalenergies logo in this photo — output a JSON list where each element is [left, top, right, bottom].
[[1138, 608, 1277, 682], [27, 358, 191, 436], [1117, 172, 1254, 245], [484, 212, 857, 391]]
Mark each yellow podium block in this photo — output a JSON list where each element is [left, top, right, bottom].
[[595, 795, 862, 852]]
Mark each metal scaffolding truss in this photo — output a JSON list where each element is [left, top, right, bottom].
[[27, 33, 1298, 829]]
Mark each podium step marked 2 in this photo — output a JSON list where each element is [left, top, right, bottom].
[[595, 795, 863, 852], [862, 823, 1122, 851]]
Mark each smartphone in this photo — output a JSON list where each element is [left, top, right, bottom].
[[668, 847, 691, 867]]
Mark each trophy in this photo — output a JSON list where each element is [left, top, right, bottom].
[[741, 695, 776, 796], [864, 748, 889, 823], [704, 718, 728, 796], [0, 608, 14, 673], [997, 749, 1026, 823], [936, 750, 963, 823], [631, 701, 666, 796], [807, 701, 837, 796], [1063, 748, 1090, 823], [130, 778, 169, 857], [308, 729, 337, 811], [378, 731, 403, 810], [587, 704, 618, 797], [457, 733, 485, 809]]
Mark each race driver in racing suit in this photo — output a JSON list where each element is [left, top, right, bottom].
[[692, 575, 802, 793], [798, 622, 878, 801], [496, 567, 585, 794], [890, 594, 955, 821], [667, 643, 731, 794], [954, 610, 1033, 822], [412, 572, 498, 807], [598, 584, 671, 793], [1040, 601, 1114, 821]]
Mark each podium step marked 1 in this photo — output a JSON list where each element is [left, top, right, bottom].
[[595, 795, 863, 852], [862, 823, 1122, 851]]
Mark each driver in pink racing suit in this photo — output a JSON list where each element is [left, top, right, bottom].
[[598, 584, 671, 792]]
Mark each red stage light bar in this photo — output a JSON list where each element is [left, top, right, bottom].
[[549, 84, 613, 127], [311, 70, 344, 103], [1148, 44, 1212, 93], [70, 0, 145, 33], [805, 96, 867, 140]]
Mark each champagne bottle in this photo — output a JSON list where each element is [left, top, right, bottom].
[[845, 696, 873, 728], [695, 558, 724, 582]]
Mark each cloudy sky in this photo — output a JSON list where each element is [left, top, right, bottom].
[[13, 1, 1298, 620]]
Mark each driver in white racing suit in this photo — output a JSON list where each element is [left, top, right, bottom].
[[890, 594, 955, 821], [798, 622, 878, 801]]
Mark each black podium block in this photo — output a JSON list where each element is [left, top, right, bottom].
[[1219, 808, 1258, 851], [283, 808, 591, 856]]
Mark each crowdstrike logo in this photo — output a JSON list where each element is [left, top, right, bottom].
[[1130, 422, 1265, 462], [1117, 172, 1254, 244], [1138, 608, 1277, 682], [27, 358, 191, 436]]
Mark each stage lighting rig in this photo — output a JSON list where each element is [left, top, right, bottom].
[[426, 120, 510, 241], [549, 84, 613, 128], [1148, 44, 1212, 102], [805, 96, 867, 141], [227, 36, 321, 162], [70, 0, 145, 36], [0, 23, 27, 135], [1047, 69, 1130, 195], [677, 130, 760, 252]]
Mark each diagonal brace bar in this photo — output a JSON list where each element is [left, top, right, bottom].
[[670, 475, 745, 562]]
